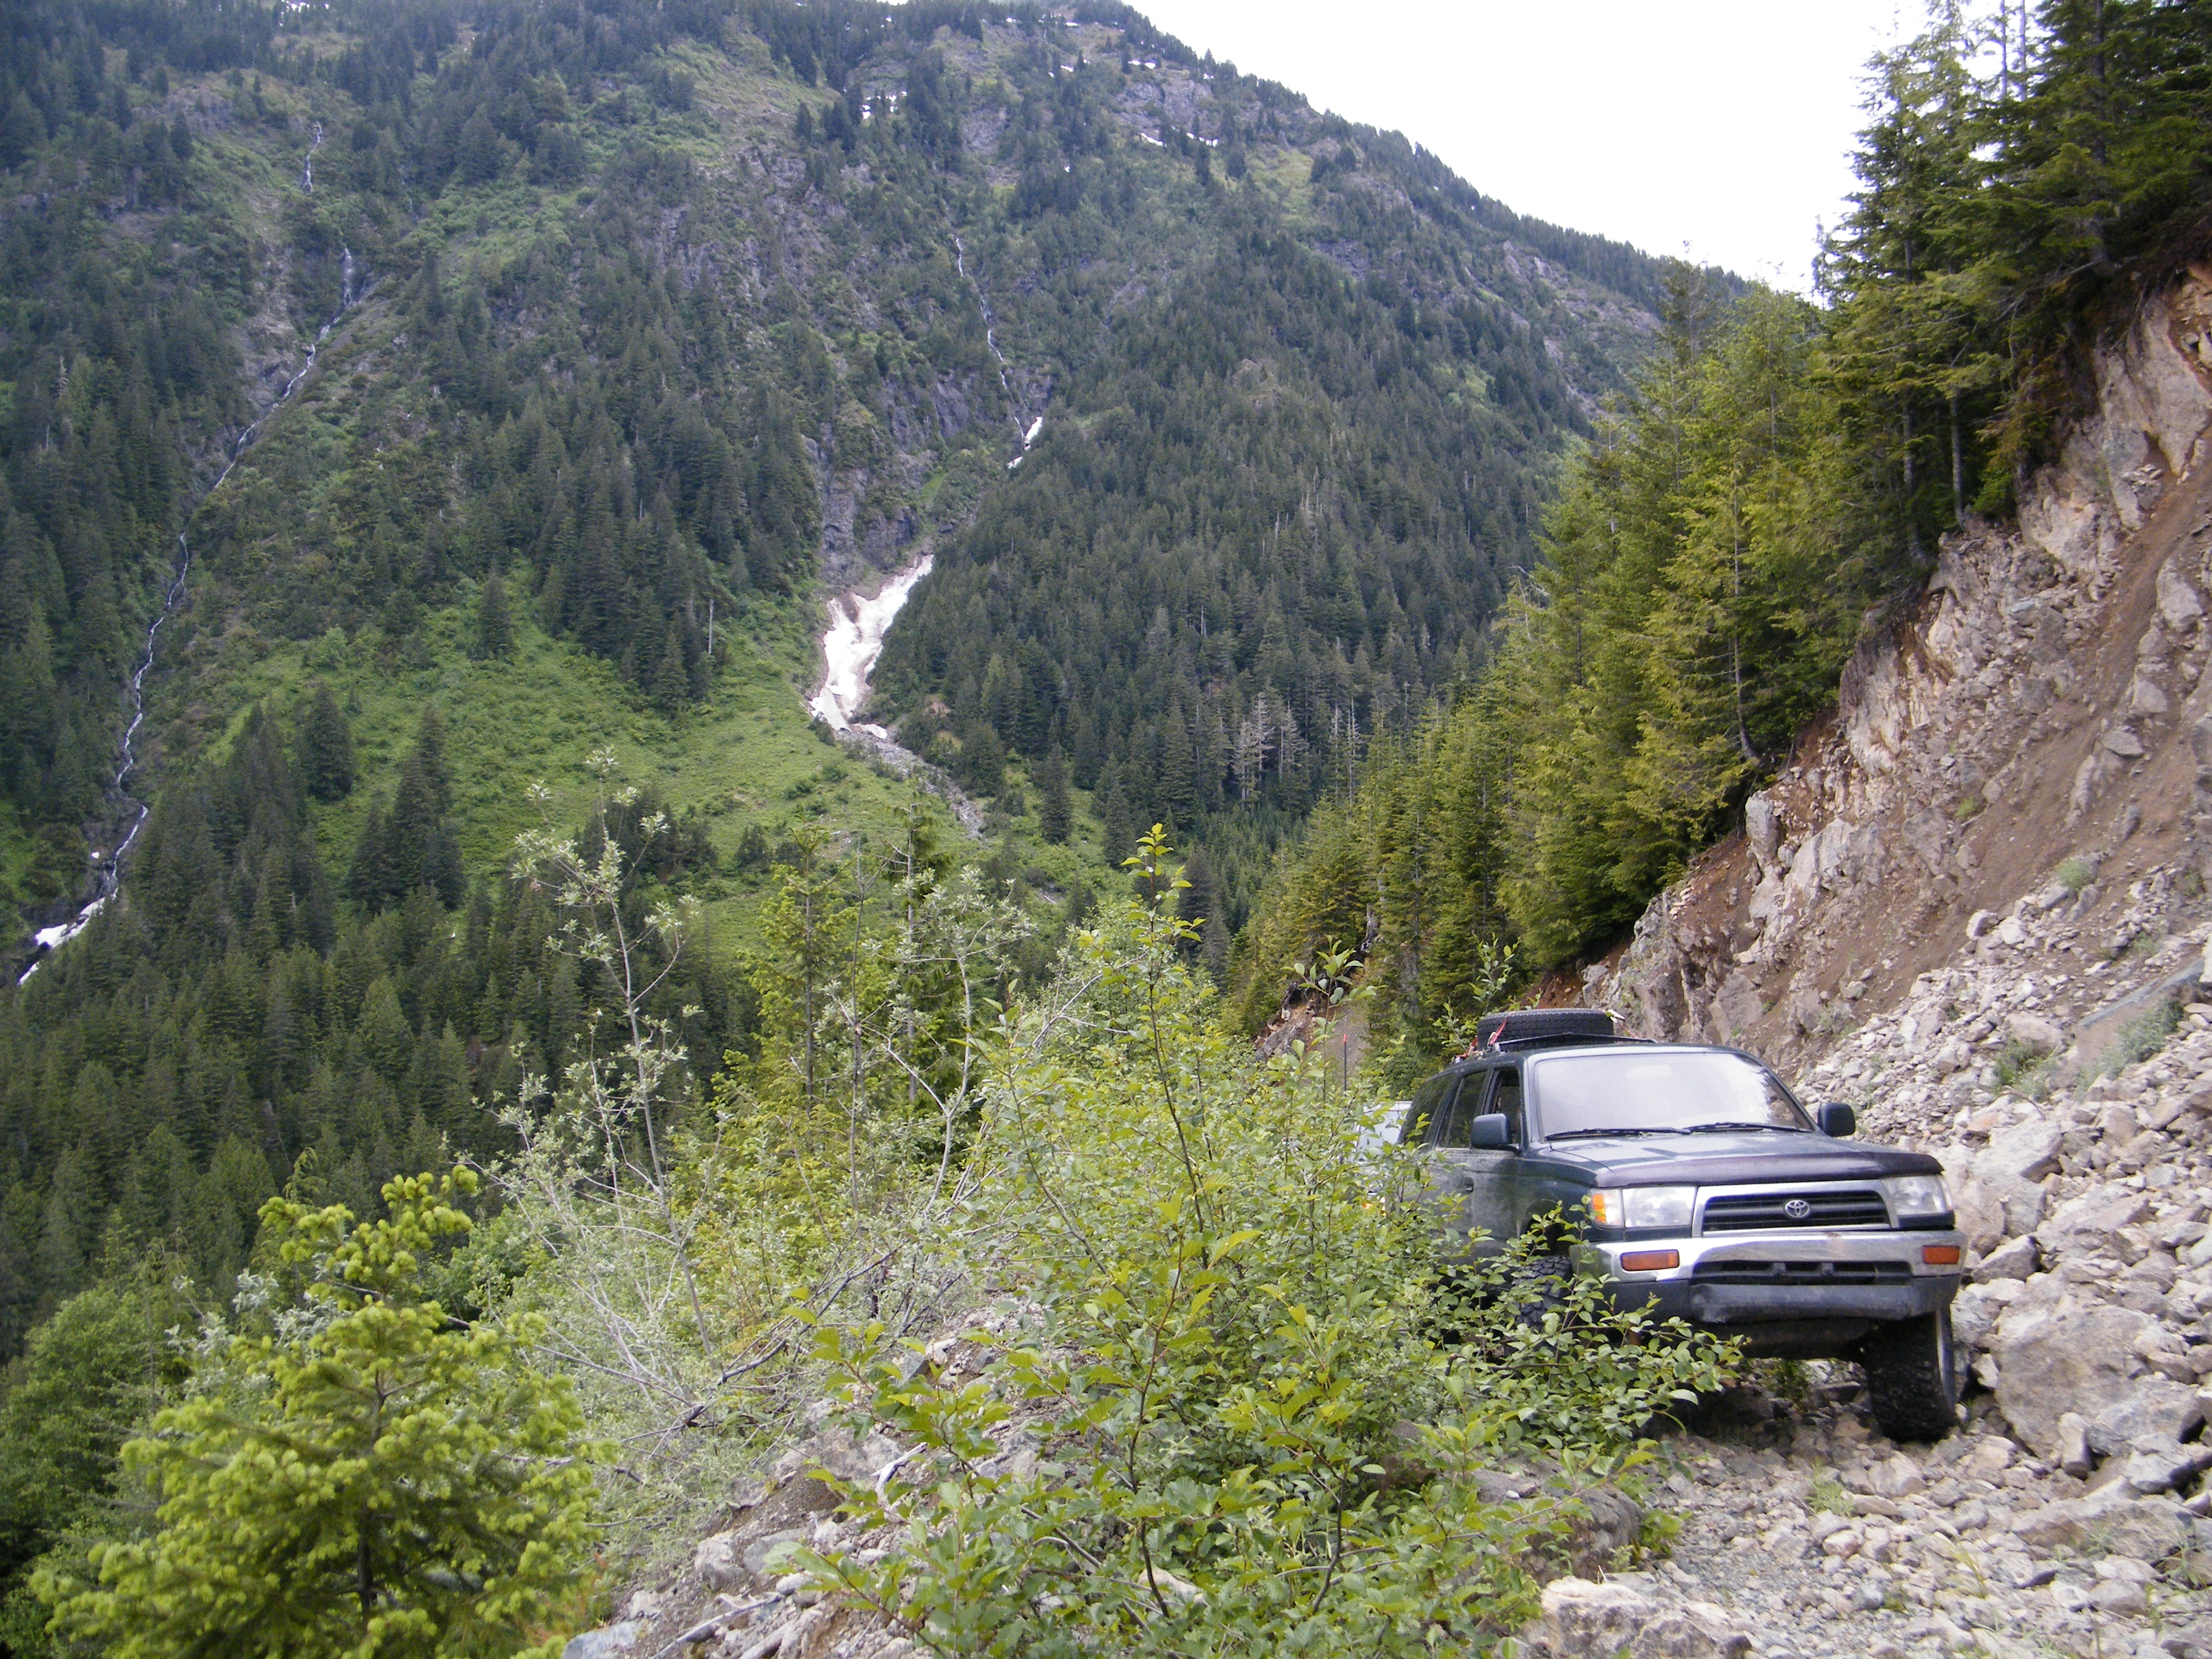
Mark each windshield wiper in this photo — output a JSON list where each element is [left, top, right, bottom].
[[1544, 1127, 1685, 1141], [1679, 1121, 1808, 1134]]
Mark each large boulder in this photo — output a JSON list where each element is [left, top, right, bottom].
[[774, 1426, 910, 1486], [1954, 1181, 2007, 1256], [1949, 1279, 2021, 1353], [1536, 1579, 1750, 1659], [2035, 1182, 2153, 1262], [2005, 1012, 2067, 1054], [2086, 1375, 2207, 1455], [1540, 1577, 1654, 1656], [561, 1624, 643, 1659], [1969, 1120, 2062, 1238], [1972, 1236, 2040, 1282], [1629, 1604, 1753, 1659], [2011, 1480, 2195, 1558], [1991, 1296, 2160, 1456], [2117, 1432, 2212, 1494]]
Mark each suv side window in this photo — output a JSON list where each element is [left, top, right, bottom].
[[1405, 1074, 1460, 1145], [1436, 1070, 1490, 1148], [1487, 1067, 1526, 1146]]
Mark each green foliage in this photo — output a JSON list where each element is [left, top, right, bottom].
[[298, 686, 359, 803], [1489, 278, 1886, 965], [0, 1267, 194, 1654], [792, 833, 1735, 1657], [1992, 1040, 2053, 1096], [0, 719, 736, 1355], [39, 1169, 600, 1659], [483, 790, 1034, 1547], [1034, 746, 1072, 846], [1247, 1, 2212, 990], [473, 571, 514, 662], [2098, 997, 2182, 1078], [2055, 855, 2097, 894]]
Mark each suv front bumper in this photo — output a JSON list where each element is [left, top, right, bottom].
[[1573, 1227, 1963, 1332]]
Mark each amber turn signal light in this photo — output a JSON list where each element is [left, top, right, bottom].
[[1921, 1245, 1962, 1266], [1620, 1250, 1680, 1273]]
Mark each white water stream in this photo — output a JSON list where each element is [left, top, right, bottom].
[[809, 554, 934, 734], [19, 226, 360, 980]]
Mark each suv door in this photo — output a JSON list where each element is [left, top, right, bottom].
[[1426, 1067, 1521, 1258]]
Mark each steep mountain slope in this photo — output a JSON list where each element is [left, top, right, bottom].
[[1586, 273, 2212, 1073], [0, 0, 1684, 961]]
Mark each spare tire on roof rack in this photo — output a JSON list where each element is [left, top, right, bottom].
[[1470, 1009, 1617, 1050]]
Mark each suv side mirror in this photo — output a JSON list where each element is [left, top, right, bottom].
[[1817, 1102, 1856, 1138], [1469, 1113, 1510, 1150]]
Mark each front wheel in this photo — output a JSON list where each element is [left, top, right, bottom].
[[1857, 1309, 1960, 1443], [1506, 1253, 1573, 1333]]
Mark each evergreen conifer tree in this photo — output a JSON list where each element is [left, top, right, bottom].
[[474, 569, 513, 660], [39, 1171, 598, 1659], [294, 688, 355, 803], [1036, 746, 1072, 843]]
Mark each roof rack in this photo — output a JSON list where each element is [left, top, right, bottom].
[[1469, 1008, 1617, 1051], [1487, 1031, 1649, 1054]]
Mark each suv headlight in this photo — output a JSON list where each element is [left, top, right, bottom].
[[1588, 1186, 1697, 1230], [1883, 1175, 1950, 1219]]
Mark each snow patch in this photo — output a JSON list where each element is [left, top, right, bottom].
[[809, 554, 934, 732]]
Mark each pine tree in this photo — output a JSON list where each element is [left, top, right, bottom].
[[294, 688, 354, 803], [474, 568, 513, 660], [1036, 746, 1072, 844], [40, 1171, 598, 1659], [649, 622, 688, 716]]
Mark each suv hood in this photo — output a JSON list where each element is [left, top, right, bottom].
[[1526, 1130, 1942, 1187]]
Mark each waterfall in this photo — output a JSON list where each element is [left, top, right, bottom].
[[950, 231, 1045, 466], [18, 171, 363, 980]]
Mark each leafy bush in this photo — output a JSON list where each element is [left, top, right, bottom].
[[796, 833, 1737, 1656], [1992, 1040, 2053, 1098], [2098, 999, 2182, 1078], [2054, 856, 2097, 895]]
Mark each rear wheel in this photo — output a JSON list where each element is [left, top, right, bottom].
[[1857, 1309, 1960, 1443]]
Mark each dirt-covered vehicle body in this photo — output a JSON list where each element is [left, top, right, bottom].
[[1403, 1010, 1965, 1439]]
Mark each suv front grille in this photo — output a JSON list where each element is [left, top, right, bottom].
[[1700, 1189, 1889, 1232], [1691, 1259, 1911, 1285]]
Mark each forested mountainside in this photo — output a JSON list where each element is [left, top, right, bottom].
[[0, 0, 1677, 932], [0, 0, 1686, 1641], [1236, 0, 2212, 1073], [0, 0, 1678, 1381]]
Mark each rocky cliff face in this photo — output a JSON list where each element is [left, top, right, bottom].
[[1590, 267, 2212, 1073]]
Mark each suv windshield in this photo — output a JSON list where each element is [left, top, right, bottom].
[[1529, 1050, 1811, 1139]]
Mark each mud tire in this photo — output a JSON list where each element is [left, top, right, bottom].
[[1507, 1253, 1573, 1333], [1857, 1308, 1960, 1443]]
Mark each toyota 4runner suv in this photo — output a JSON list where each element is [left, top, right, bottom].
[[1404, 1010, 1964, 1441]]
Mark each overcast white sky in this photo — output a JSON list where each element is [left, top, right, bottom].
[[1134, 0, 1928, 292]]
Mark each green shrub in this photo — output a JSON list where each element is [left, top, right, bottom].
[[1992, 1040, 2053, 1098], [796, 833, 1737, 1657], [2098, 999, 2181, 1078], [2054, 856, 2096, 894]]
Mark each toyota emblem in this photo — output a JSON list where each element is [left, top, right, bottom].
[[1783, 1199, 1814, 1220]]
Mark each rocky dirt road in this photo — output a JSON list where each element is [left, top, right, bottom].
[[1532, 1373, 2210, 1659]]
